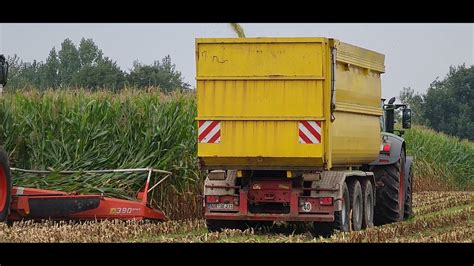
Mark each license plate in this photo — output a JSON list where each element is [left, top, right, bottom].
[[208, 203, 234, 210]]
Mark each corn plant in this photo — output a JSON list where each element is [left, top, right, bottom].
[[0, 88, 202, 219]]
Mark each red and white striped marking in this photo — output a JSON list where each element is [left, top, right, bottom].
[[198, 121, 221, 143], [298, 121, 322, 144]]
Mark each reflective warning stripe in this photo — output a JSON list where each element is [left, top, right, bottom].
[[198, 121, 221, 143], [298, 121, 321, 144]]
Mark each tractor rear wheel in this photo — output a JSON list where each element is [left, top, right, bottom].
[[404, 164, 413, 219], [312, 182, 350, 237], [0, 147, 12, 223], [372, 150, 405, 225]]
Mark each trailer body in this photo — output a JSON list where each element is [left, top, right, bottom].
[[196, 38, 384, 170], [196, 38, 405, 232]]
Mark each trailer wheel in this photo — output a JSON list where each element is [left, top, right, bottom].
[[404, 165, 413, 219], [206, 219, 245, 232], [348, 180, 363, 231], [360, 179, 374, 229], [372, 150, 405, 225], [0, 147, 12, 223], [312, 182, 350, 237]]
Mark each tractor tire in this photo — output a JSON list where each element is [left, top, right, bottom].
[[372, 150, 405, 225], [206, 219, 245, 232], [348, 180, 363, 231], [312, 182, 350, 237], [0, 147, 12, 223], [360, 179, 374, 229], [404, 164, 413, 219]]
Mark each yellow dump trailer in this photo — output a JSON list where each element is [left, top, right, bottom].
[[198, 38, 414, 234], [196, 37, 384, 170]]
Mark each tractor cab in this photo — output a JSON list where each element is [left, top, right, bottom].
[[381, 97, 411, 136]]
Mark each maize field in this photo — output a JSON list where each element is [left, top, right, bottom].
[[0, 89, 202, 220], [0, 89, 473, 242]]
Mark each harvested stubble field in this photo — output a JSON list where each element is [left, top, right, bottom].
[[0, 191, 472, 243]]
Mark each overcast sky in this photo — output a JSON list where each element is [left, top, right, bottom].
[[1, 23, 473, 98]]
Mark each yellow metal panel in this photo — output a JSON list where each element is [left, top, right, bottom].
[[196, 37, 385, 170], [200, 157, 324, 168], [196, 40, 325, 78], [331, 112, 381, 166], [197, 80, 325, 119], [199, 120, 324, 159], [329, 41, 383, 166], [335, 41, 385, 73], [196, 37, 328, 44], [335, 62, 383, 110]]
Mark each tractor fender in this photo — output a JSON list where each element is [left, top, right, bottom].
[[369, 132, 405, 166], [404, 155, 414, 200]]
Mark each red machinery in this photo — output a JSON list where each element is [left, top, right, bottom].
[[0, 56, 168, 224], [0, 149, 169, 223]]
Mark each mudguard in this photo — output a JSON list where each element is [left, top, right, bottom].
[[310, 171, 375, 211], [204, 170, 238, 195], [404, 155, 414, 201], [369, 132, 406, 166], [369, 132, 414, 207]]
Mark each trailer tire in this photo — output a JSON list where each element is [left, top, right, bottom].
[[360, 179, 374, 229], [312, 182, 350, 237], [0, 147, 12, 223], [348, 180, 363, 231], [206, 219, 245, 232], [404, 165, 413, 219], [372, 150, 405, 225]]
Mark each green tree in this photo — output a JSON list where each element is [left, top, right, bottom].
[[399, 87, 426, 125], [78, 38, 103, 67], [58, 38, 81, 87], [9, 58, 46, 89], [127, 55, 190, 92], [73, 57, 125, 91], [422, 65, 474, 140], [5, 54, 25, 89], [44, 47, 60, 89]]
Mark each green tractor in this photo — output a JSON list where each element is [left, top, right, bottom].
[[369, 97, 414, 225]]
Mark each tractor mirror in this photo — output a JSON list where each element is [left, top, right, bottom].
[[388, 97, 396, 105], [402, 108, 411, 129], [0, 56, 7, 86], [0, 62, 5, 86]]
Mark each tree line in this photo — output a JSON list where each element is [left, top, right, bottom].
[[5, 38, 191, 92], [399, 64, 473, 140]]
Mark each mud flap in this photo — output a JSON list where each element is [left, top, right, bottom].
[[310, 172, 346, 211], [309, 171, 375, 211]]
